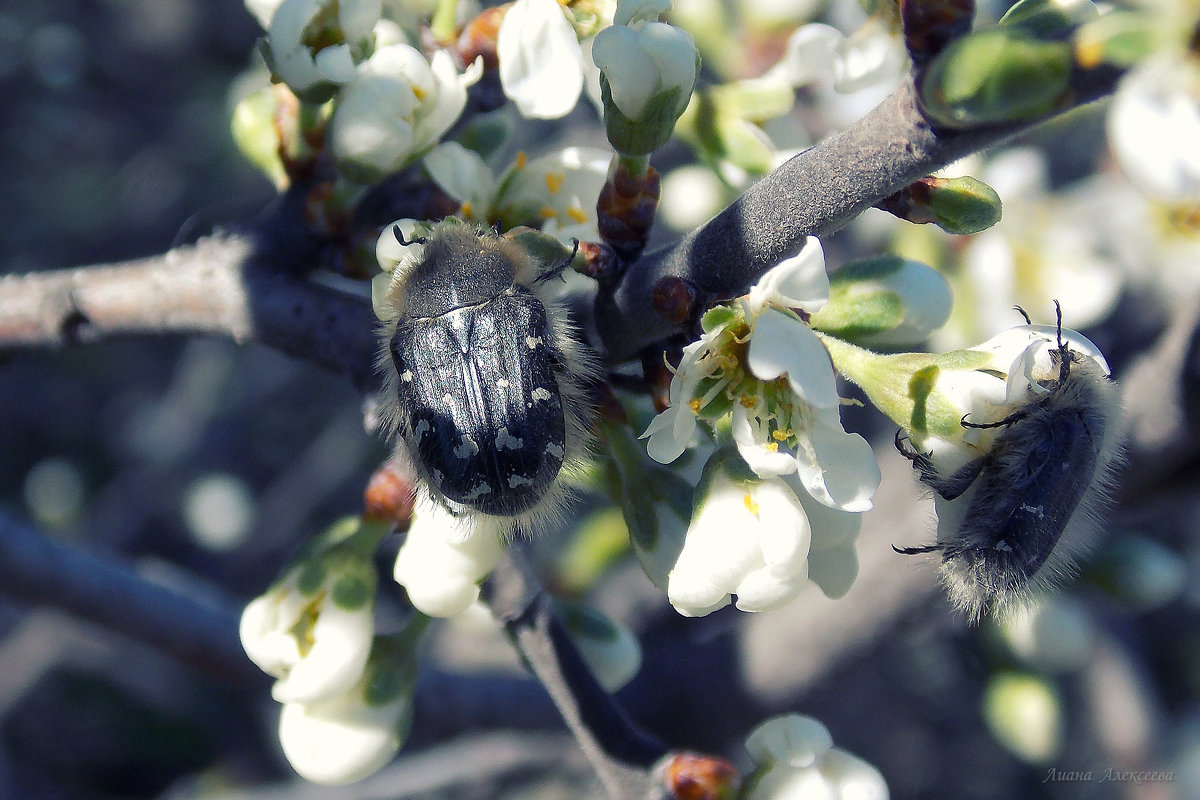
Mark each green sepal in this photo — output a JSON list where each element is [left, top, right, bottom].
[[600, 57, 697, 156]]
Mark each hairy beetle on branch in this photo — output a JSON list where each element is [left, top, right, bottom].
[[375, 219, 600, 531]]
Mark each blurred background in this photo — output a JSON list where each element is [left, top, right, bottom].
[[1, 0, 1199, 799]]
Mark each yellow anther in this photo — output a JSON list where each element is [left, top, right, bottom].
[[538, 205, 558, 219], [566, 203, 588, 223], [743, 493, 759, 516], [515, 151, 528, 168], [545, 171, 565, 194]]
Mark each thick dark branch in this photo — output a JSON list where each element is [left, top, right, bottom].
[[0, 232, 379, 389], [597, 75, 1123, 362], [484, 548, 668, 800], [0, 507, 264, 686], [0, 507, 564, 730]]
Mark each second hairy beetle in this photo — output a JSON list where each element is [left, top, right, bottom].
[[375, 219, 599, 528]]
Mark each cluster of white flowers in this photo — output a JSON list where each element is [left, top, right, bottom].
[[422, 142, 611, 242], [641, 238, 882, 616], [239, 518, 420, 785], [248, 0, 481, 181], [742, 714, 889, 800]]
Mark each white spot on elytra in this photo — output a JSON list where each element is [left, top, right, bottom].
[[545, 442, 564, 460], [1019, 503, 1046, 519], [496, 427, 524, 450], [442, 392, 455, 406], [461, 482, 492, 501], [453, 434, 479, 459], [525, 335, 543, 349], [497, 378, 510, 389], [508, 473, 534, 489], [400, 370, 414, 382], [531, 387, 553, 403]]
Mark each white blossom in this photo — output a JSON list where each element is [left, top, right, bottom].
[[916, 323, 1111, 476], [330, 46, 482, 180], [277, 632, 421, 785], [796, 483, 862, 599], [240, 555, 376, 705], [743, 714, 889, 800], [422, 143, 610, 241], [667, 468, 812, 617], [266, 0, 381, 96], [591, 0, 698, 120], [392, 494, 505, 617], [642, 237, 880, 513], [1108, 52, 1200, 202], [497, 0, 587, 119], [279, 692, 409, 785], [762, 16, 906, 95]]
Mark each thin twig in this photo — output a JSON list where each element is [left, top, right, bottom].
[[484, 547, 668, 800]]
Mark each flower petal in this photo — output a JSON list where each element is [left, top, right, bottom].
[[422, 141, 496, 211], [273, 597, 374, 703], [747, 236, 828, 312], [278, 691, 408, 785], [747, 310, 839, 408], [733, 405, 800, 477], [498, 0, 584, 119], [791, 410, 880, 512]]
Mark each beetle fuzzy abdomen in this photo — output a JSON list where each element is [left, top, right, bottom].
[[936, 364, 1115, 619], [897, 343, 1122, 623], [391, 286, 568, 517]]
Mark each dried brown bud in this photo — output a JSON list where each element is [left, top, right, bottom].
[[902, 0, 975, 67], [663, 752, 740, 800], [363, 461, 416, 528], [597, 163, 661, 261]]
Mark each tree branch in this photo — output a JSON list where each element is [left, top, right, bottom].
[[1, 71, 1124, 373], [0, 232, 379, 389], [0, 507, 264, 686], [0, 507, 567, 733], [483, 547, 668, 800], [596, 74, 1125, 362]]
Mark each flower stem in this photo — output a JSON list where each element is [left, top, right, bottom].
[[431, 0, 460, 42]]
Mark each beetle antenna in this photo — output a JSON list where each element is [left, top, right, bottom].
[[1014, 305, 1032, 325], [536, 238, 580, 284]]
